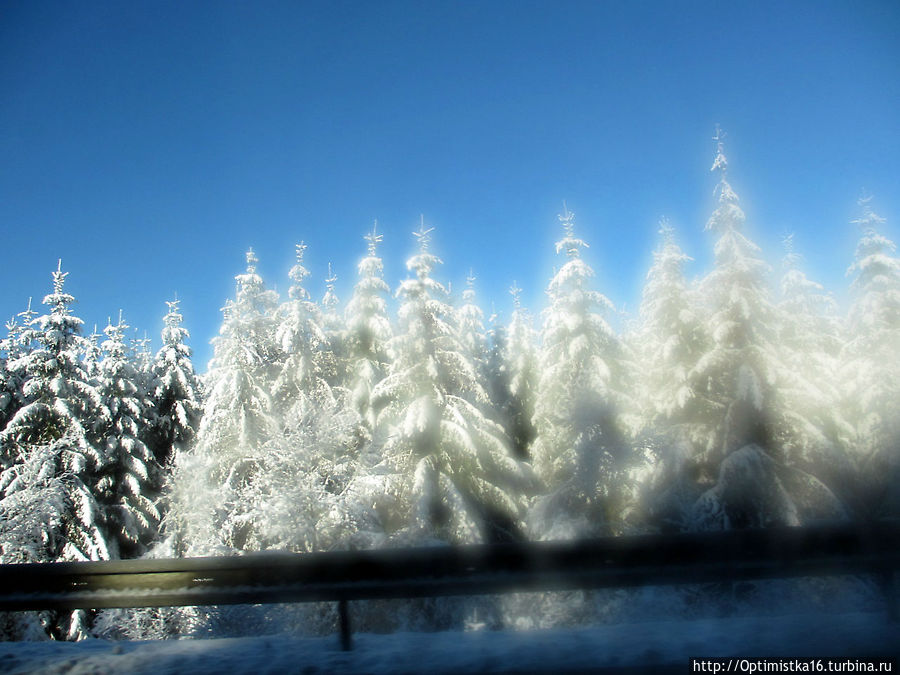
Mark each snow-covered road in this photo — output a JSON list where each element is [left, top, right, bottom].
[[1, 611, 897, 674]]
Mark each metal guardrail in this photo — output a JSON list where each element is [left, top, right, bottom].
[[1, 522, 898, 650]]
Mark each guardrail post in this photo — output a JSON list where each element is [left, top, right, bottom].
[[338, 598, 352, 651]]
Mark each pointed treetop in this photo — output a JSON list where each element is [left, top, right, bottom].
[[558, 201, 580, 244], [104, 310, 129, 343], [555, 202, 588, 259], [711, 124, 728, 175], [510, 281, 522, 310], [413, 215, 435, 253], [559, 201, 575, 237], [245, 248, 259, 274], [288, 241, 310, 293], [658, 216, 674, 244], [52, 259, 68, 295], [18, 297, 37, 325], [164, 298, 184, 331], [462, 269, 478, 303], [365, 220, 383, 257], [852, 192, 887, 233]]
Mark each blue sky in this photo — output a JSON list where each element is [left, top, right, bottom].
[[1, 0, 898, 369]]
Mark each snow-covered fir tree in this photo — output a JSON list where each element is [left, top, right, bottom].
[[635, 218, 711, 531], [456, 271, 489, 387], [0, 262, 110, 639], [370, 221, 534, 544], [774, 234, 852, 517], [320, 262, 347, 389], [1, 262, 107, 514], [688, 128, 799, 531], [529, 206, 633, 539], [498, 283, 538, 461], [841, 196, 900, 517], [130, 333, 155, 406], [0, 320, 21, 443], [273, 243, 334, 422], [82, 325, 103, 382], [0, 299, 39, 449], [167, 249, 279, 554], [0, 441, 75, 639], [145, 299, 202, 472], [95, 312, 161, 558], [344, 224, 392, 429]]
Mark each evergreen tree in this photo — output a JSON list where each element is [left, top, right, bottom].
[[345, 224, 392, 429], [636, 219, 711, 530], [1, 262, 106, 487], [841, 196, 900, 517], [0, 262, 110, 639], [321, 262, 347, 388], [370, 221, 533, 544], [456, 271, 489, 386], [168, 250, 279, 554], [130, 333, 155, 415], [530, 206, 632, 539], [774, 235, 852, 517], [146, 299, 203, 471], [82, 325, 103, 382], [0, 319, 21, 441], [95, 312, 161, 558], [0, 299, 39, 447], [499, 283, 538, 461], [273, 243, 333, 422], [688, 128, 798, 530]]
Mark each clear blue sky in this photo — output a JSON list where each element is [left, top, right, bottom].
[[1, 0, 898, 369]]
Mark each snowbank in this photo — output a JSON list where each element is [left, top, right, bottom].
[[1, 611, 896, 674]]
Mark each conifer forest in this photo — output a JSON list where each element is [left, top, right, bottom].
[[1, 134, 898, 642]]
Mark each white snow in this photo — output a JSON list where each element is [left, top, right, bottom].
[[0, 611, 896, 674]]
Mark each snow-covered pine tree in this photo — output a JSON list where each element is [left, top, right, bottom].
[[370, 220, 534, 544], [635, 218, 711, 531], [0, 441, 73, 639], [688, 128, 798, 531], [0, 319, 22, 441], [320, 262, 348, 389], [165, 249, 365, 568], [529, 205, 633, 539], [0, 299, 39, 447], [774, 234, 853, 517], [456, 271, 489, 389], [95, 312, 161, 558], [82, 325, 103, 382], [0, 262, 110, 639], [841, 196, 900, 517], [498, 283, 538, 461], [167, 249, 279, 555], [130, 332, 154, 398], [345, 224, 392, 429], [273, 243, 334, 422], [145, 299, 202, 472]]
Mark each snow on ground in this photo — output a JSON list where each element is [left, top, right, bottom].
[[1, 611, 897, 674]]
